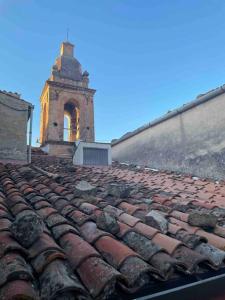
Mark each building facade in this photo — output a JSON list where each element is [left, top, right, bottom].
[[40, 41, 96, 156], [0, 91, 33, 163]]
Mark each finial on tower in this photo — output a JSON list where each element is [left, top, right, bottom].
[[60, 40, 74, 57], [66, 28, 69, 42]]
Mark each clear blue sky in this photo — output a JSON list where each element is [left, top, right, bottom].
[[1, 0, 225, 145]]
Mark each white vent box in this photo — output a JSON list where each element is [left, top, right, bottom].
[[73, 141, 112, 166]]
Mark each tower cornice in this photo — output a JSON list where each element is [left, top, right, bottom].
[[46, 80, 96, 95]]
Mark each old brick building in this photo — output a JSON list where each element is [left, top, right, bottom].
[[0, 90, 33, 163], [40, 41, 96, 156]]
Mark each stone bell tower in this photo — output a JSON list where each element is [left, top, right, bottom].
[[40, 41, 96, 156]]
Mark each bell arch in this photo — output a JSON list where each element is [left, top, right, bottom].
[[63, 101, 80, 142]]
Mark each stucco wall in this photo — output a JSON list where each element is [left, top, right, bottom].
[[41, 141, 74, 157], [0, 93, 29, 162], [112, 92, 225, 180]]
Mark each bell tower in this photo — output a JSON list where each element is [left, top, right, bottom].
[[40, 41, 96, 155]]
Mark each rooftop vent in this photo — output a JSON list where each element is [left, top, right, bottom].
[[73, 141, 112, 166]]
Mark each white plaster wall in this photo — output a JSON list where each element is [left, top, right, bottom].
[[112, 93, 225, 179]]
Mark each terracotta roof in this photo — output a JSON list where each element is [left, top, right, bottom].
[[1, 156, 225, 299]]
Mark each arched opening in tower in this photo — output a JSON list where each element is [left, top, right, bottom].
[[63, 102, 80, 142], [41, 103, 47, 144], [63, 115, 70, 141]]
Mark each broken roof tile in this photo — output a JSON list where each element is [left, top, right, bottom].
[[77, 256, 122, 298], [195, 243, 225, 267], [149, 251, 177, 279], [39, 259, 87, 300], [173, 245, 211, 273]]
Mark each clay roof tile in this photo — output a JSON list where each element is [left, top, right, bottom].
[[60, 232, 100, 269], [118, 213, 141, 227], [0, 280, 38, 300], [95, 235, 139, 268], [77, 256, 123, 298]]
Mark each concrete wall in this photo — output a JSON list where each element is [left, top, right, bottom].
[[0, 93, 29, 162], [112, 92, 225, 180], [41, 141, 74, 157]]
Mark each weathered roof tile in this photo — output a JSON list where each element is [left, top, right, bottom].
[[95, 235, 139, 268], [79, 256, 124, 298], [60, 233, 100, 269], [1, 157, 225, 299], [0, 280, 38, 300]]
